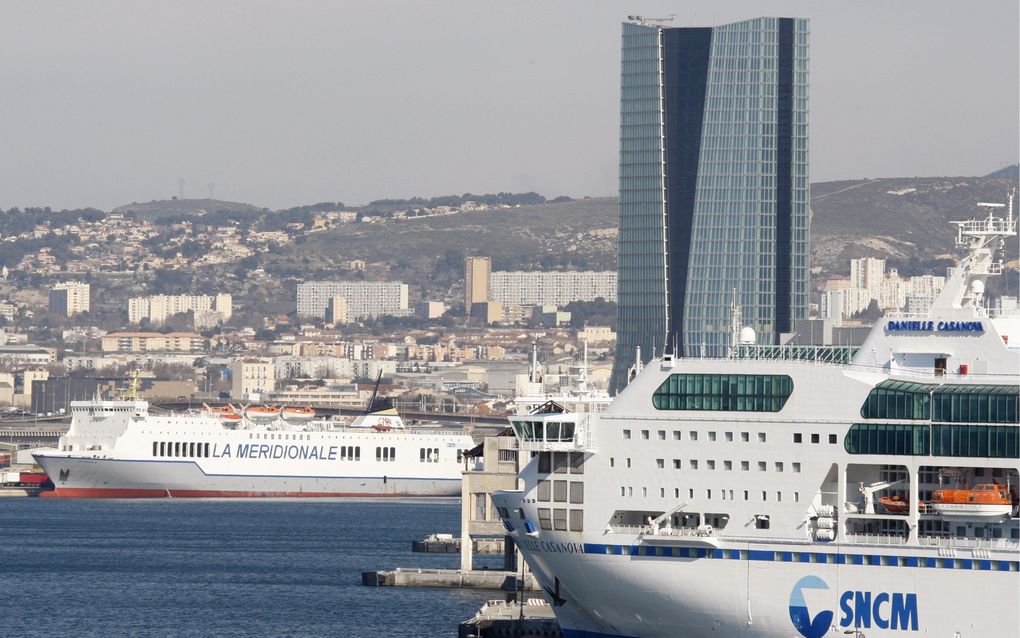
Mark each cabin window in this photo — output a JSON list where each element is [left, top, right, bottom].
[[420, 448, 426, 462], [656, 459, 664, 469], [159, 442, 166, 457], [568, 510, 583, 532], [390, 447, 396, 461], [152, 442, 158, 457], [553, 452, 568, 474], [569, 482, 584, 504], [538, 452, 551, 473], [552, 509, 568, 531], [569, 452, 584, 474], [355, 447, 361, 461], [189, 443, 196, 457], [204, 443, 210, 457], [174, 442, 181, 457], [537, 480, 551, 501], [537, 508, 552, 530], [553, 480, 567, 502]]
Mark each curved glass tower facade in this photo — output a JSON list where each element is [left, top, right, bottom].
[[611, 17, 810, 393]]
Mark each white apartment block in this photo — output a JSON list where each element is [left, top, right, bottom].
[[231, 358, 276, 400], [296, 281, 409, 320], [49, 281, 90, 316], [826, 259, 947, 322], [850, 257, 886, 292], [128, 293, 232, 326], [489, 271, 617, 307]]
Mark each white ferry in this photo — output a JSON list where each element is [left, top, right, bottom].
[[493, 194, 1020, 637], [34, 404, 476, 498]]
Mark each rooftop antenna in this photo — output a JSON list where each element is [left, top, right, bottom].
[[177, 178, 185, 199], [627, 14, 677, 26]]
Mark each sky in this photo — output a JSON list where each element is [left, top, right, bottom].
[[0, 0, 1017, 211]]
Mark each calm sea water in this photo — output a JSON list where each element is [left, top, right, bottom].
[[0, 498, 501, 637]]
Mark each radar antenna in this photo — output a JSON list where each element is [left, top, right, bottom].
[[626, 14, 676, 26]]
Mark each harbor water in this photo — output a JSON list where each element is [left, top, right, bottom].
[[0, 498, 500, 637]]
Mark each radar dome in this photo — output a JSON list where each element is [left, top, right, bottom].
[[739, 327, 757, 345], [970, 280, 985, 295]]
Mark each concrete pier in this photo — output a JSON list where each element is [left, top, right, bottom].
[[361, 568, 539, 591], [412, 536, 505, 554], [458, 599, 562, 638]]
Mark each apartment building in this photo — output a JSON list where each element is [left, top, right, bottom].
[[296, 281, 409, 320], [49, 281, 91, 316]]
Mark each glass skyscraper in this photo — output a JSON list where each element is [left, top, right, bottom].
[[611, 17, 810, 393]]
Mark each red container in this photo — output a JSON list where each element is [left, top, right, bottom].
[[19, 473, 50, 485], [959, 364, 969, 375]]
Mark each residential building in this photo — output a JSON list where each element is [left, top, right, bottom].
[[230, 358, 276, 400], [489, 271, 617, 306], [296, 281, 409, 320], [49, 281, 91, 316], [327, 296, 349, 324], [612, 17, 811, 391], [464, 256, 491, 316], [0, 301, 15, 322], [0, 344, 57, 366], [850, 257, 886, 293], [415, 301, 448, 320], [100, 332, 207, 353], [128, 293, 232, 326], [470, 301, 504, 325]]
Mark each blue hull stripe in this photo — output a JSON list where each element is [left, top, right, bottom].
[[579, 542, 1019, 572]]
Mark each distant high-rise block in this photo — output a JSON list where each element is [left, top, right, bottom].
[[611, 17, 810, 392], [296, 281, 409, 320], [464, 256, 491, 316], [49, 281, 91, 317]]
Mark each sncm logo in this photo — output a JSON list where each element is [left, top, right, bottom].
[[789, 575, 833, 638]]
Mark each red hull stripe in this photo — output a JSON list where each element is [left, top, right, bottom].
[[42, 487, 433, 499]]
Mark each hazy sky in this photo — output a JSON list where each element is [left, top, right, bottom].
[[1, 0, 1017, 211]]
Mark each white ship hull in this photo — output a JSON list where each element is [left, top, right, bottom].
[[34, 455, 461, 498], [492, 524, 1020, 637], [36, 400, 476, 498]]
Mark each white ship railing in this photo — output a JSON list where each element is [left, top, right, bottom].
[[606, 524, 714, 538], [671, 354, 1019, 384]]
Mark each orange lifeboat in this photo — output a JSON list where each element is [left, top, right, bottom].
[[221, 412, 243, 425], [281, 406, 316, 421], [245, 406, 281, 422], [876, 495, 911, 515], [930, 483, 1013, 520]]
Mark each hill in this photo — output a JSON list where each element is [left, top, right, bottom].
[[113, 198, 266, 221]]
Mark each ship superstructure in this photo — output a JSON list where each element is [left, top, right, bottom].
[[34, 402, 476, 498], [492, 194, 1020, 637]]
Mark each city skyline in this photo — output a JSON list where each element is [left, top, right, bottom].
[[0, 1, 1016, 211]]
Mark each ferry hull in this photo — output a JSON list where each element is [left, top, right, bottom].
[[509, 530, 1020, 638], [35, 455, 461, 499]]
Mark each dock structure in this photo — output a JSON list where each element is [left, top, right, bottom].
[[361, 568, 538, 591], [412, 534, 504, 554], [458, 599, 562, 638], [460, 431, 523, 573]]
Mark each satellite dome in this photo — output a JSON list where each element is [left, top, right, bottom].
[[970, 280, 985, 295], [739, 327, 756, 345]]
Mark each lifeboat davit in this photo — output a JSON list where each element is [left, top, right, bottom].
[[281, 406, 316, 421], [930, 483, 1013, 519], [245, 406, 281, 422]]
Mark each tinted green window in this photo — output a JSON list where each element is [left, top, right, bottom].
[[859, 381, 931, 420], [931, 424, 1019, 458], [652, 374, 793, 412], [844, 423, 930, 455], [861, 381, 1018, 424], [932, 385, 1018, 424]]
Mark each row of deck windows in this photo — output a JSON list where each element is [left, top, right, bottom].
[[511, 420, 575, 442], [376, 446, 396, 462], [536, 451, 584, 474], [153, 441, 210, 458], [624, 429, 767, 443], [619, 485, 800, 504], [844, 423, 1020, 458], [652, 374, 793, 412], [536, 507, 583, 532], [420, 447, 440, 463], [536, 480, 584, 504], [860, 380, 1019, 424]]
